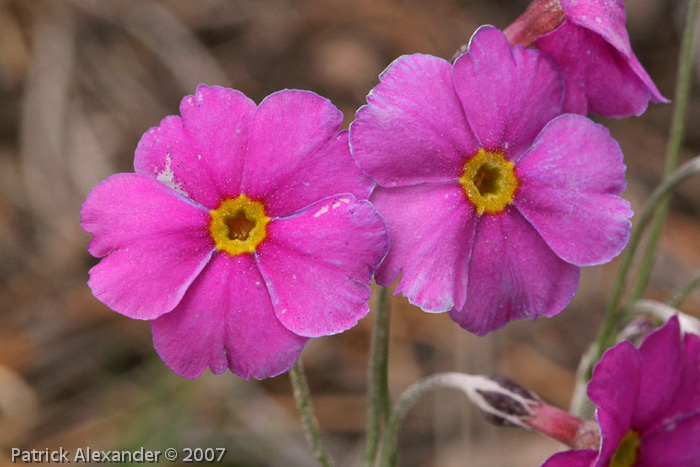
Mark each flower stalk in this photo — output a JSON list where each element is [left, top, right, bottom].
[[289, 359, 335, 467], [668, 269, 700, 308], [596, 155, 700, 376], [628, 0, 700, 303], [363, 286, 392, 467]]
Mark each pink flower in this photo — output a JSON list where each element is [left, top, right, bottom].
[[81, 85, 388, 379], [504, 0, 668, 117], [542, 315, 700, 466], [350, 26, 632, 335]]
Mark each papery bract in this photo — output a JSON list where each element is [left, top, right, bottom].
[[504, 0, 668, 117], [542, 315, 700, 466], [350, 25, 632, 335], [81, 85, 389, 379]]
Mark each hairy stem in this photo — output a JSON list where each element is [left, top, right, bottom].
[[668, 269, 700, 308], [363, 286, 392, 467], [289, 359, 334, 467], [628, 0, 700, 302], [596, 156, 700, 375]]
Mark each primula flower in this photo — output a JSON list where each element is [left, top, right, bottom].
[[504, 0, 667, 117], [542, 315, 700, 466], [81, 85, 388, 379], [350, 26, 632, 335]]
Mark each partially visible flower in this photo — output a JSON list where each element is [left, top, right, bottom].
[[350, 25, 632, 335], [543, 315, 700, 466], [81, 85, 388, 379], [504, 0, 668, 117]]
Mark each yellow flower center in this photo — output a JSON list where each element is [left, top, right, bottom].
[[209, 195, 270, 256], [610, 430, 640, 467], [459, 149, 518, 215]]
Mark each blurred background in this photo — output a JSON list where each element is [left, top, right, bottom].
[[0, 0, 698, 465]]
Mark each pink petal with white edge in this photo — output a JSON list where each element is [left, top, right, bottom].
[[372, 182, 477, 313], [134, 85, 256, 209], [152, 253, 308, 380], [588, 341, 640, 427], [81, 173, 214, 320], [242, 90, 373, 218], [535, 22, 666, 117], [515, 114, 632, 267], [350, 54, 477, 187], [255, 194, 388, 338], [453, 25, 563, 161], [595, 408, 630, 467], [541, 449, 597, 467], [448, 208, 579, 336]]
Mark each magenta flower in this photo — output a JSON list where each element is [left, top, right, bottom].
[[81, 85, 388, 379], [504, 0, 668, 117], [542, 315, 700, 466], [350, 26, 632, 335]]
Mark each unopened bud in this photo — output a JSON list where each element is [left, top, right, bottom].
[[503, 0, 566, 48], [474, 375, 540, 427], [526, 402, 601, 450], [474, 376, 600, 450]]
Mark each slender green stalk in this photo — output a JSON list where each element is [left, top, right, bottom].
[[363, 286, 392, 467], [595, 156, 700, 373], [668, 269, 700, 308], [377, 373, 517, 466], [378, 375, 449, 467], [628, 0, 700, 302], [289, 359, 334, 467]]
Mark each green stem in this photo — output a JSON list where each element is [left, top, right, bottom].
[[377, 373, 505, 467], [363, 286, 392, 467], [668, 269, 700, 308], [289, 359, 334, 467], [595, 156, 700, 374], [627, 0, 700, 302], [378, 375, 448, 467]]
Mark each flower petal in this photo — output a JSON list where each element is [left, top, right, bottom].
[[541, 449, 597, 467], [453, 25, 563, 160], [350, 54, 478, 187], [595, 408, 630, 467], [588, 340, 640, 427], [666, 332, 700, 416], [535, 21, 666, 117], [633, 316, 684, 429], [80, 173, 213, 320], [559, 0, 667, 106], [242, 90, 373, 218], [255, 194, 388, 337], [152, 253, 308, 380], [448, 208, 579, 336], [134, 84, 256, 209], [371, 182, 477, 312], [640, 410, 700, 466], [515, 114, 632, 267]]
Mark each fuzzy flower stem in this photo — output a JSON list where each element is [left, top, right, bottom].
[[628, 0, 700, 302], [378, 374, 473, 467], [596, 155, 700, 376], [363, 286, 392, 467], [289, 359, 335, 467], [668, 270, 700, 308]]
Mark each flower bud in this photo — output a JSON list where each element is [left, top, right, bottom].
[[503, 0, 566, 47]]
